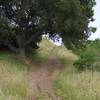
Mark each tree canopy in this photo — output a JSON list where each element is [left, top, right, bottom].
[[0, 0, 96, 56]]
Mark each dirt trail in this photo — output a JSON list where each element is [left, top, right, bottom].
[[28, 58, 62, 100]]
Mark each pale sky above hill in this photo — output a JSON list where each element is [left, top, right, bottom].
[[89, 0, 100, 40]]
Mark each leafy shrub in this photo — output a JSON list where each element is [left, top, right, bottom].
[[74, 49, 95, 70], [74, 39, 100, 71]]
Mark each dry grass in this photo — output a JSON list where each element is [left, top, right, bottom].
[[38, 38, 77, 60], [39, 39, 100, 100], [1, 39, 100, 100], [0, 52, 30, 100], [54, 70, 100, 100]]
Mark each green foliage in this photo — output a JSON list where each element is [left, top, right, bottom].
[[0, 0, 42, 54], [74, 39, 100, 71], [74, 49, 95, 70], [0, 0, 96, 55]]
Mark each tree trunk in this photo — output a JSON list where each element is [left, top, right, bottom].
[[15, 35, 26, 58], [18, 47, 26, 58]]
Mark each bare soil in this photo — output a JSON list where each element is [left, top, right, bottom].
[[28, 58, 62, 100]]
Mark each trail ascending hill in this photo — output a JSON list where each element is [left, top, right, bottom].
[[28, 57, 62, 99], [28, 39, 77, 99]]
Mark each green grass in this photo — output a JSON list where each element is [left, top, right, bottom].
[[39, 39, 100, 100], [0, 52, 30, 100], [1, 39, 100, 100], [53, 47, 100, 100], [54, 70, 100, 100]]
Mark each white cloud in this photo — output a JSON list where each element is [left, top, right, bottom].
[[89, 0, 100, 40]]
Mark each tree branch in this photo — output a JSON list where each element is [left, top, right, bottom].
[[0, 40, 18, 53], [26, 32, 42, 45]]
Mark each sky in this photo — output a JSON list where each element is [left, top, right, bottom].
[[89, 0, 100, 40]]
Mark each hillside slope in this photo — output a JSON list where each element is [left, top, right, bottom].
[[28, 39, 100, 100], [0, 39, 77, 100], [1, 39, 100, 100], [28, 39, 77, 99]]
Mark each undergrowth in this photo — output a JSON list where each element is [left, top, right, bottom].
[[1, 39, 100, 100], [0, 52, 30, 100]]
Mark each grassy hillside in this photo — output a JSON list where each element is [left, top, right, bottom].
[[38, 38, 77, 61], [0, 39, 100, 100], [39, 39, 100, 100]]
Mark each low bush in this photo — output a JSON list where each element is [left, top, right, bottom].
[[74, 49, 95, 70], [74, 39, 100, 71]]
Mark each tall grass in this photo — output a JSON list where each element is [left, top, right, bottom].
[[1, 39, 100, 100], [38, 38, 77, 60], [0, 52, 30, 100], [52, 45, 100, 100], [54, 70, 100, 100], [38, 39, 100, 100]]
